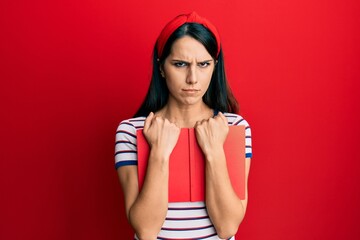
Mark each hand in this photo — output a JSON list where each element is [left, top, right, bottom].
[[143, 112, 181, 159], [194, 112, 229, 158]]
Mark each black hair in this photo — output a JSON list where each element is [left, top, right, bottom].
[[133, 22, 238, 117]]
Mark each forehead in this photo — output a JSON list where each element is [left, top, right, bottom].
[[169, 36, 212, 60]]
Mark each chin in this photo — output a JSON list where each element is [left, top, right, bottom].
[[181, 98, 202, 106]]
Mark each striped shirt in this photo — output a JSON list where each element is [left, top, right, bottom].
[[115, 113, 252, 239]]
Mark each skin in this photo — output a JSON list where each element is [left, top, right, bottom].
[[118, 36, 251, 239]]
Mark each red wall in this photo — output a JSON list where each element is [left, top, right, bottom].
[[1, 0, 359, 239]]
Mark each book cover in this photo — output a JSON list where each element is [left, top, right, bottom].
[[136, 125, 245, 202]]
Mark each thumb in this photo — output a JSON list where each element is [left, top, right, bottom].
[[217, 112, 228, 125], [143, 112, 154, 132]]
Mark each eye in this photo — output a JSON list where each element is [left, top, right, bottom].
[[198, 61, 211, 68], [173, 62, 187, 67]]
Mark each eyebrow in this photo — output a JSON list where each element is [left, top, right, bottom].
[[170, 59, 214, 63]]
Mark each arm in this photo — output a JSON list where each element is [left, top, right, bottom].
[[117, 150, 169, 240], [205, 154, 251, 238], [195, 112, 251, 239], [117, 113, 180, 240]]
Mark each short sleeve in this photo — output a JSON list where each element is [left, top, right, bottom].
[[244, 122, 252, 158], [114, 120, 138, 169], [225, 113, 253, 159]]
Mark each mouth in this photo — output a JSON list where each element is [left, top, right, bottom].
[[182, 89, 200, 92]]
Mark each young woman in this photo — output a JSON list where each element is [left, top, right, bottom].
[[115, 12, 252, 240]]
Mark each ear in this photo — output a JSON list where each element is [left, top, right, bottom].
[[212, 59, 218, 73], [159, 65, 165, 78]]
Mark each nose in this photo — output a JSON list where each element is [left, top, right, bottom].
[[186, 65, 198, 84]]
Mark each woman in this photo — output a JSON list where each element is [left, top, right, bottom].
[[115, 12, 252, 239]]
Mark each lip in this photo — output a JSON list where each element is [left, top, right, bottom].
[[182, 89, 200, 92]]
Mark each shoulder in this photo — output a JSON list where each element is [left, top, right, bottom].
[[115, 116, 146, 142], [116, 116, 146, 132], [223, 112, 250, 127]]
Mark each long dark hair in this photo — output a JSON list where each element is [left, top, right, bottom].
[[134, 23, 238, 117]]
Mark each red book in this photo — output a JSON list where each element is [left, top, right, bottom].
[[136, 125, 246, 202]]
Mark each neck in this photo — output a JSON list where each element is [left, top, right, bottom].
[[156, 102, 213, 128]]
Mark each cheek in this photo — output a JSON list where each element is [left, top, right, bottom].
[[165, 69, 184, 85], [201, 70, 213, 85], [165, 77, 180, 92], [164, 67, 181, 80]]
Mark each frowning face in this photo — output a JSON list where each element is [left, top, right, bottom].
[[162, 36, 215, 108]]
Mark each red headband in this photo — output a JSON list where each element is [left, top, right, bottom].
[[156, 12, 221, 59]]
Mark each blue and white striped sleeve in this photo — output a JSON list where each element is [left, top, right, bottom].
[[226, 113, 253, 159], [114, 120, 138, 169], [243, 121, 253, 159]]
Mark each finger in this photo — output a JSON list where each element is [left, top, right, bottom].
[[173, 121, 180, 129], [194, 120, 201, 128], [143, 112, 154, 132], [217, 111, 228, 125]]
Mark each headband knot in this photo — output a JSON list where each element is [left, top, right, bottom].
[[156, 12, 221, 59]]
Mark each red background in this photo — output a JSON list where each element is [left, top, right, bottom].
[[1, 0, 360, 239]]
